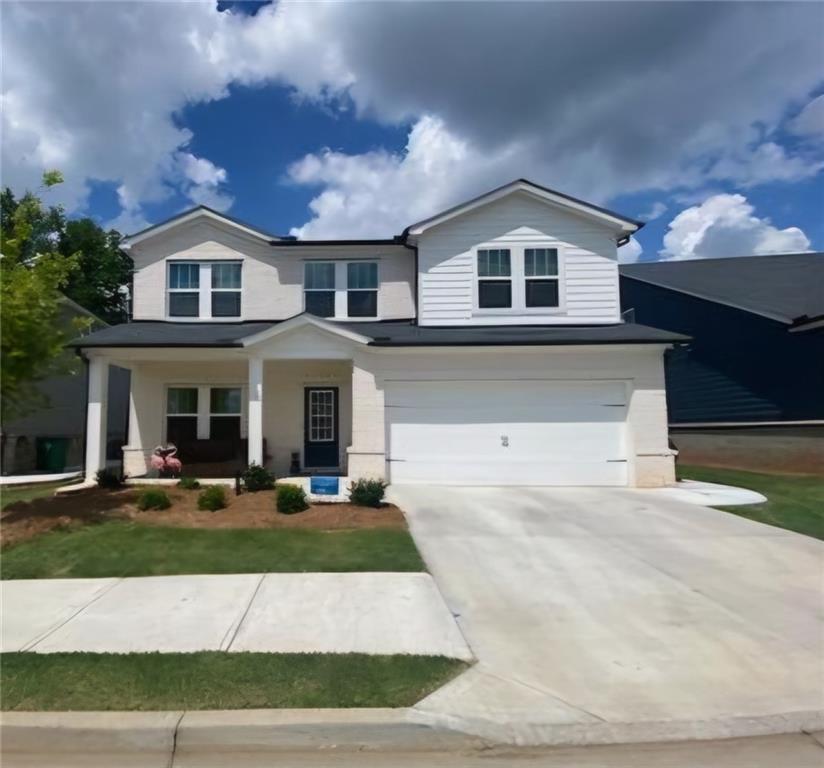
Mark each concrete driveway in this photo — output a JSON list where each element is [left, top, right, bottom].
[[391, 485, 824, 744]]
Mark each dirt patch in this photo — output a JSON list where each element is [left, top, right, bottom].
[[0, 485, 406, 548]]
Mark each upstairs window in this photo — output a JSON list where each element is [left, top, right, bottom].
[[524, 248, 559, 308], [477, 249, 512, 309], [347, 262, 378, 317], [167, 261, 242, 319], [304, 262, 336, 318]]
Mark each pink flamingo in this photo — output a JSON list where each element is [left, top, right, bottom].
[[150, 444, 182, 476]]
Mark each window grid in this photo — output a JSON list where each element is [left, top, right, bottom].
[[524, 248, 560, 308], [477, 248, 512, 309], [309, 390, 335, 442], [167, 262, 242, 318]]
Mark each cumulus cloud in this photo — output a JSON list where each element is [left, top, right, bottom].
[[660, 194, 811, 260], [619, 237, 644, 264], [2, 1, 823, 235]]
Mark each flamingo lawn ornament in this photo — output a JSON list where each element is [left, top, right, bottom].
[[150, 444, 182, 477]]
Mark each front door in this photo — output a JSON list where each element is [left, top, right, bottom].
[[304, 387, 339, 469]]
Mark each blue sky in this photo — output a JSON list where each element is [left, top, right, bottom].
[[3, 1, 823, 262]]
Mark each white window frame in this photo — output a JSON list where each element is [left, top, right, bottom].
[[164, 385, 247, 442], [302, 260, 380, 320], [472, 244, 566, 316], [303, 261, 337, 319], [166, 261, 243, 321]]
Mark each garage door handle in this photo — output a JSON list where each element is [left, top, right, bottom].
[[606, 459, 627, 463]]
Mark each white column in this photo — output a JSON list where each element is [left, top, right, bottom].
[[85, 356, 109, 483], [247, 357, 264, 467]]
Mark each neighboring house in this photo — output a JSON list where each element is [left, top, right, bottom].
[[620, 253, 824, 474], [1, 296, 130, 476], [70, 179, 687, 487]]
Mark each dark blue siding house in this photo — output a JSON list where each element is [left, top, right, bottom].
[[620, 253, 824, 474]]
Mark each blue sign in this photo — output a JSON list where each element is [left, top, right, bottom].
[[310, 476, 340, 496]]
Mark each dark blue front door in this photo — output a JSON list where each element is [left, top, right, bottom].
[[304, 387, 339, 468]]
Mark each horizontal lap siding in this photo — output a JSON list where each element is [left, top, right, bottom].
[[417, 192, 620, 326]]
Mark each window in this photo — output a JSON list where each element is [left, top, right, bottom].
[[211, 263, 242, 317], [347, 262, 378, 318], [308, 389, 335, 442], [477, 249, 512, 309], [524, 248, 560, 308], [166, 387, 198, 444], [168, 264, 200, 317], [209, 387, 242, 443], [167, 261, 242, 319], [304, 262, 336, 318]]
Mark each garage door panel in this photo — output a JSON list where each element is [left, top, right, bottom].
[[386, 379, 628, 486]]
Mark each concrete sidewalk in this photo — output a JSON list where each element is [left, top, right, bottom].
[[0, 573, 472, 659]]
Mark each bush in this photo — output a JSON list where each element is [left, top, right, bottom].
[[277, 484, 309, 515], [136, 488, 171, 511], [178, 476, 200, 490], [197, 485, 227, 512], [348, 478, 387, 508], [95, 468, 122, 489], [243, 463, 275, 492]]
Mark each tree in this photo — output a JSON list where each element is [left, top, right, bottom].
[[0, 173, 86, 421]]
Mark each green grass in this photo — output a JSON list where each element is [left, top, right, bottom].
[[0, 652, 467, 711], [0, 482, 67, 510], [0, 522, 425, 579], [678, 464, 824, 540]]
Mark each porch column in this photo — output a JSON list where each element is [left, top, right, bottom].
[[85, 356, 109, 483], [247, 357, 264, 467]]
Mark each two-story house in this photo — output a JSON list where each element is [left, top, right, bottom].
[[71, 179, 687, 487]]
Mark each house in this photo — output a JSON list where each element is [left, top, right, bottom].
[[2, 296, 130, 476], [70, 179, 688, 487], [620, 253, 824, 474]]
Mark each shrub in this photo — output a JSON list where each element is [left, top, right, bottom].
[[277, 484, 309, 515], [95, 468, 122, 489], [178, 476, 200, 490], [348, 478, 387, 508], [243, 463, 275, 492], [197, 485, 226, 512], [136, 488, 171, 511]]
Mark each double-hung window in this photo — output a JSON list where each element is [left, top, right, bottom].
[[304, 262, 336, 318], [165, 386, 242, 445], [209, 387, 242, 442], [166, 387, 199, 444], [524, 248, 560, 308], [477, 249, 512, 309], [347, 262, 378, 317], [167, 261, 242, 319]]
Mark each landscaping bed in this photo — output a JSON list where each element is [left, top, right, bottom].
[[0, 484, 405, 549], [1, 652, 467, 710]]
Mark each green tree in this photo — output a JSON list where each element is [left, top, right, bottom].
[[0, 173, 86, 420]]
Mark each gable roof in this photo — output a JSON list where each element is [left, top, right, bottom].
[[403, 178, 643, 238], [620, 253, 824, 328], [121, 206, 284, 248]]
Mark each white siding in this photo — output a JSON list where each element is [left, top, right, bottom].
[[130, 219, 415, 322], [416, 191, 622, 326]]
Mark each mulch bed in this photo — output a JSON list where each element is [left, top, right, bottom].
[[0, 486, 405, 548]]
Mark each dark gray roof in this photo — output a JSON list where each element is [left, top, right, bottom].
[[620, 253, 824, 326], [71, 318, 687, 349]]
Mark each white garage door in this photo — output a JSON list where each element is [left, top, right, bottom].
[[386, 380, 628, 486]]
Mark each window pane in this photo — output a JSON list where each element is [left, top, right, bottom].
[[210, 387, 241, 414], [169, 263, 199, 290], [212, 291, 241, 317], [478, 280, 512, 309], [167, 388, 198, 415], [305, 290, 336, 317], [169, 292, 199, 317], [211, 262, 241, 289], [526, 279, 559, 308], [347, 262, 377, 289], [525, 248, 558, 277], [305, 262, 335, 290], [166, 416, 198, 445], [209, 416, 241, 443], [477, 249, 510, 277], [347, 290, 377, 317]]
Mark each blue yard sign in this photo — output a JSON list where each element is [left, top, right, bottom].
[[310, 476, 340, 496]]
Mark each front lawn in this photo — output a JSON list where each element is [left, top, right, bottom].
[[678, 464, 824, 540], [1, 652, 466, 710], [1, 522, 424, 579]]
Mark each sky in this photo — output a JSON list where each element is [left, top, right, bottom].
[[2, 1, 823, 263]]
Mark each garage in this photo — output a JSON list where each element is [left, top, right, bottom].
[[386, 379, 628, 486]]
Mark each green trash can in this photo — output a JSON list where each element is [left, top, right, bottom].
[[36, 437, 69, 472]]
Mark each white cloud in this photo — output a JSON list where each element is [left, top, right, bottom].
[[789, 94, 824, 139], [619, 237, 644, 264], [2, 1, 823, 236], [660, 194, 811, 260], [639, 202, 667, 221]]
